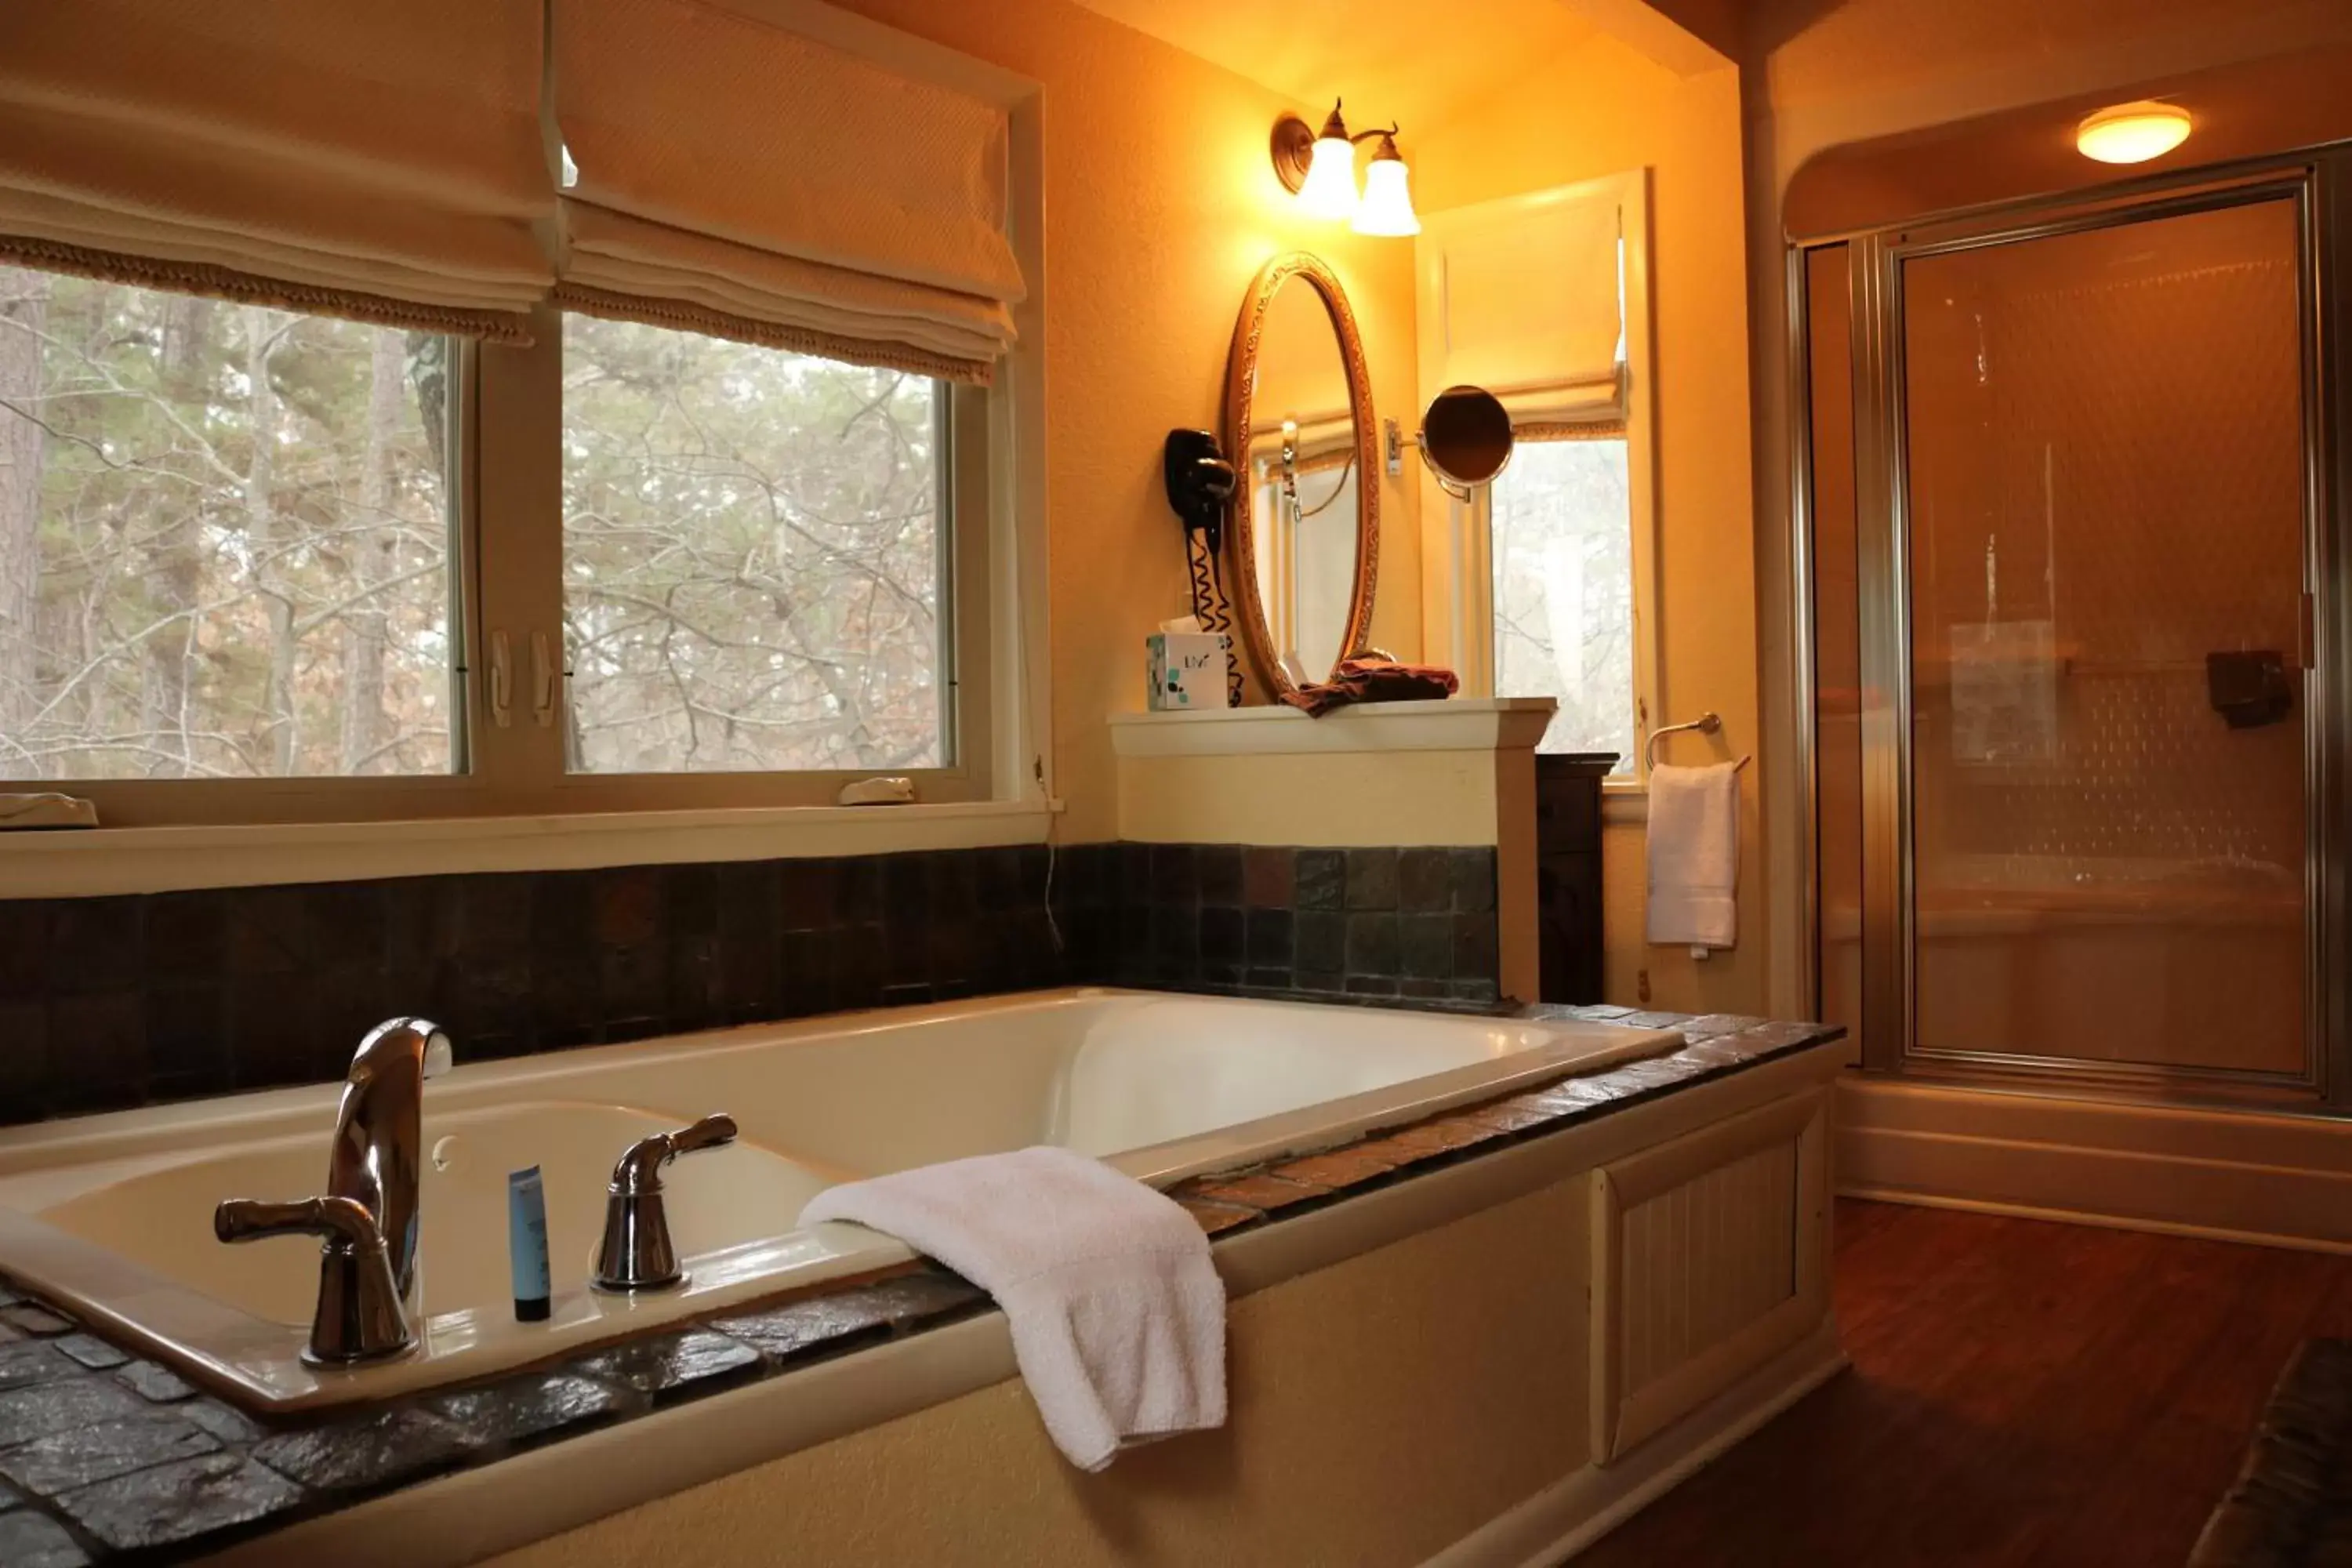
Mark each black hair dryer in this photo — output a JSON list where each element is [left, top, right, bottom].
[[1163, 430, 1236, 557], [1162, 429, 1242, 706]]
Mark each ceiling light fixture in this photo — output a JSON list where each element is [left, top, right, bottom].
[[2075, 101, 2192, 165], [1271, 100, 1420, 235]]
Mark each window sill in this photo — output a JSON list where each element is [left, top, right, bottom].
[[0, 799, 1055, 898]]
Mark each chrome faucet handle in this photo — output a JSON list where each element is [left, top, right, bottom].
[[215, 1195, 414, 1367], [593, 1113, 739, 1294]]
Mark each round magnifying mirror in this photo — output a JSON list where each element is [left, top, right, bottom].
[[1420, 385, 1515, 492]]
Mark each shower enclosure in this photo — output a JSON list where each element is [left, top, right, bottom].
[[1797, 154, 2350, 1102]]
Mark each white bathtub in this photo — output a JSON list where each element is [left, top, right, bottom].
[[0, 988, 1679, 1411]]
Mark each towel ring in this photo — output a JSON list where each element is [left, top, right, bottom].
[[1644, 711, 1751, 773]]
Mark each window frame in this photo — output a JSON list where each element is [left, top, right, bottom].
[[12, 308, 1000, 824], [486, 319, 999, 813], [1479, 421, 1643, 778], [1418, 169, 1663, 795], [0, 304, 488, 826]]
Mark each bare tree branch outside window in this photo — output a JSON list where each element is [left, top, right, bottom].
[[560, 316, 946, 775], [0, 270, 453, 779], [0, 280, 952, 785], [1490, 438, 1635, 771]]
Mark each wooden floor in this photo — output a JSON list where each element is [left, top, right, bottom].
[[1575, 1199, 2352, 1567]]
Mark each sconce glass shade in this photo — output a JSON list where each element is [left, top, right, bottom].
[[1352, 137, 1419, 235], [1298, 133, 1361, 220], [2076, 101, 2191, 164]]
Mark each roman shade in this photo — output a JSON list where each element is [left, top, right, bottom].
[[554, 0, 1025, 383], [1499, 371, 1627, 434], [1419, 180, 1627, 426], [0, 1, 554, 342]]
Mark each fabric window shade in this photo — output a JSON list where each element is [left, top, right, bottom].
[[1421, 183, 1625, 424], [1500, 372, 1627, 432], [0, 1, 553, 341], [555, 0, 1025, 383]]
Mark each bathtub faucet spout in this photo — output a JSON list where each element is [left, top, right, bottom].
[[327, 1017, 454, 1308], [212, 1017, 453, 1366]]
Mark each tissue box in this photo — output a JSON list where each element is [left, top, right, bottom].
[[1147, 632, 1232, 710]]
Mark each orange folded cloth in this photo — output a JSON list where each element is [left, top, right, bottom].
[[1280, 658, 1461, 717]]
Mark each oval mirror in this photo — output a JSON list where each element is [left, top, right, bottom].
[[1225, 253, 1377, 698], [1421, 384, 1515, 491]]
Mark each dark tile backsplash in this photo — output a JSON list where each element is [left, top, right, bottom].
[[0, 841, 1499, 1124], [1048, 843, 1501, 1007]]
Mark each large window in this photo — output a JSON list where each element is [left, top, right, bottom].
[[1490, 434, 1636, 770], [0, 270, 986, 822], [0, 270, 457, 781]]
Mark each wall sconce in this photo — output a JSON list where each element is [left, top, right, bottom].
[[2075, 100, 2191, 165], [1271, 100, 1421, 236]]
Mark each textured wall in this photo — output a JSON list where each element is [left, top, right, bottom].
[[0, 848, 1069, 1122], [0, 840, 1503, 1124]]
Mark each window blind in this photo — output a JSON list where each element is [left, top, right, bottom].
[[554, 0, 1025, 383], [0, 0, 554, 342]]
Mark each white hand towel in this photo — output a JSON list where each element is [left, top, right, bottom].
[[1646, 760, 1740, 949], [799, 1146, 1226, 1472]]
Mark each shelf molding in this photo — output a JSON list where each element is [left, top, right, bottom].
[[1109, 697, 1559, 759]]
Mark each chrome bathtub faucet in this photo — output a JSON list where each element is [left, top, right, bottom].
[[214, 1018, 454, 1366], [593, 1112, 739, 1293]]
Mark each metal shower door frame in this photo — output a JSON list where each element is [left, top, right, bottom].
[[1802, 154, 2350, 1106]]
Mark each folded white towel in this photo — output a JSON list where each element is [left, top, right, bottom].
[[1646, 760, 1740, 949], [799, 1146, 1226, 1472]]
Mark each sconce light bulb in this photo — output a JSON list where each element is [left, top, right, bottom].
[[1298, 134, 1361, 220], [2075, 101, 2191, 165], [1352, 136, 1419, 236]]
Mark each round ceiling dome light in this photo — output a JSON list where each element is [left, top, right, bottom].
[[2076, 101, 2192, 165]]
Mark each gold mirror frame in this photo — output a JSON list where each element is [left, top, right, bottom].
[[1222, 252, 1378, 700]]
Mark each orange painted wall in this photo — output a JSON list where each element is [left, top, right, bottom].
[[828, 0, 1421, 844], [1412, 36, 1762, 1014]]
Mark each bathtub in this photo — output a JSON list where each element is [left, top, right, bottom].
[[0, 988, 1681, 1412]]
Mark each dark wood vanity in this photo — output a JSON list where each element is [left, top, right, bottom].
[[1533, 751, 1616, 1004]]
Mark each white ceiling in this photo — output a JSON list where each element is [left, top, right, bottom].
[[1069, 0, 1606, 144]]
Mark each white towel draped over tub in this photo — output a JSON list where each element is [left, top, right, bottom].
[[798, 1146, 1227, 1472], [1645, 760, 1741, 950]]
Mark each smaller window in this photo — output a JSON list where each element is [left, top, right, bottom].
[[1490, 434, 1636, 772], [559, 314, 953, 776]]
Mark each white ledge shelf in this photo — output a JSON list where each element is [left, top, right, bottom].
[[1107, 697, 1558, 759], [0, 800, 1054, 900]]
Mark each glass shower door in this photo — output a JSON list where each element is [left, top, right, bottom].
[[1897, 194, 2312, 1082]]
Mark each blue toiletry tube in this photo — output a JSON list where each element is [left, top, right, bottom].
[[508, 1165, 551, 1322]]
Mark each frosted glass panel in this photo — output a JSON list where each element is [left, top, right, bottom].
[[1900, 198, 2307, 1076]]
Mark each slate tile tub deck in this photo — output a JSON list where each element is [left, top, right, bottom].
[[0, 1003, 1842, 1566]]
